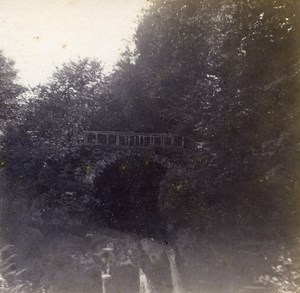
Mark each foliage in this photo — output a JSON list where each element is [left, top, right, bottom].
[[109, 0, 300, 225], [20, 58, 109, 153], [1, 59, 109, 230], [159, 167, 211, 231], [0, 51, 24, 125], [0, 244, 53, 293]]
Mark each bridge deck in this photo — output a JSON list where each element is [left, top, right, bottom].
[[83, 131, 185, 148]]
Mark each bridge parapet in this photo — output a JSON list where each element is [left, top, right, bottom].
[[83, 131, 185, 148]]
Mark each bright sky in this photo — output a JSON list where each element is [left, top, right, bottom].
[[0, 0, 149, 86]]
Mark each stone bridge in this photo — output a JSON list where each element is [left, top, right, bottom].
[[76, 131, 187, 235], [80, 131, 185, 184]]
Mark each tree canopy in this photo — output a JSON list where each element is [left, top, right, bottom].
[[107, 0, 300, 225], [0, 51, 24, 126]]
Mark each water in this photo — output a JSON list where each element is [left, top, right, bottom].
[[166, 248, 184, 293], [139, 268, 151, 293]]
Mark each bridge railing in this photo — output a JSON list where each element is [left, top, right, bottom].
[[83, 131, 185, 148]]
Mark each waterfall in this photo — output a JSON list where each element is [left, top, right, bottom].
[[139, 268, 151, 293], [166, 248, 184, 293]]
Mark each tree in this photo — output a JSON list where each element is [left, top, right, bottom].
[[110, 0, 300, 227], [22, 58, 109, 153], [0, 50, 24, 126], [1, 58, 110, 233]]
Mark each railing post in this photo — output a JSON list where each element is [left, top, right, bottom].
[[106, 134, 109, 145], [171, 136, 174, 146], [95, 132, 98, 145], [84, 132, 88, 145], [161, 136, 165, 147], [116, 134, 120, 146]]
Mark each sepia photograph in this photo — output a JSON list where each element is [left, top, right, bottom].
[[0, 0, 299, 292]]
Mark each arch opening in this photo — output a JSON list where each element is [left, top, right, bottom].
[[91, 156, 167, 238]]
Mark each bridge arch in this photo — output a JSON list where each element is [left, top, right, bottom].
[[85, 148, 178, 237], [92, 149, 175, 178]]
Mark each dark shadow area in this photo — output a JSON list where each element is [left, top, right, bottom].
[[92, 157, 167, 238]]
